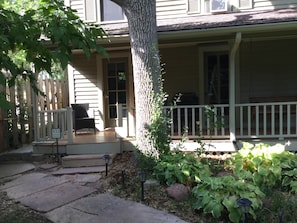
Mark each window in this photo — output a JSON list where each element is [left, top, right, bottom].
[[100, 0, 124, 22], [187, 0, 212, 14], [84, 0, 124, 23], [210, 0, 228, 13]]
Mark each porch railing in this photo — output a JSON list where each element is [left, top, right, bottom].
[[165, 101, 297, 140], [235, 102, 297, 139], [164, 104, 230, 139], [34, 101, 297, 142], [35, 107, 73, 143]]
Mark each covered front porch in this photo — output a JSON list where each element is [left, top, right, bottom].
[[33, 18, 297, 154], [32, 100, 297, 154]]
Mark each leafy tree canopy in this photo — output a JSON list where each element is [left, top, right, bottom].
[[0, 0, 106, 108]]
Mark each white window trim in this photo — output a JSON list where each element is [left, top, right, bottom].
[[187, 0, 213, 15], [84, 0, 98, 23], [238, 0, 253, 9], [187, 0, 201, 14]]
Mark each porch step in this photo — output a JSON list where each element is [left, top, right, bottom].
[[61, 154, 116, 168]]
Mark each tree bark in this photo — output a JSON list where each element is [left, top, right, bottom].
[[111, 0, 161, 155]]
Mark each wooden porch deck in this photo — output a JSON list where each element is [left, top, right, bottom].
[[33, 128, 136, 155], [72, 128, 118, 144]]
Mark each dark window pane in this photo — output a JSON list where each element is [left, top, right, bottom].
[[108, 77, 116, 90], [117, 63, 125, 72], [109, 106, 117, 118], [118, 79, 126, 90], [118, 92, 126, 104], [109, 92, 116, 104], [101, 0, 124, 21], [123, 107, 127, 117], [108, 64, 116, 77]]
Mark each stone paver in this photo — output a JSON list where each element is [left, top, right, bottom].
[[51, 166, 105, 175], [0, 172, 47, 190], [0, 162, 35, 179], [46, 193, 188, 223], [4, 175, 69, 199], [74, 174, 101, 183], [19, 182, 96, 212]]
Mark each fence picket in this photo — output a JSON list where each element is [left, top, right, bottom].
[[0, 77, 68, 150]]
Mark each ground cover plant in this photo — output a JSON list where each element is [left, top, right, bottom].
[[148, 142, 297, 222]]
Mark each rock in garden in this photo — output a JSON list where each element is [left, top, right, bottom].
[[166, 183, 189, 201]]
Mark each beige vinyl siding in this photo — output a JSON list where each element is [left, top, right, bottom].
[[253, 0, 297, 10], [68, 0, 85, 20], [71, 54, 99, 110], [239, 38, 297, 103], [156, 0, 187, 18], [160, 45, 199, 103]]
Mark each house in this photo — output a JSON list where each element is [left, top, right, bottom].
[[34, 0, 297, 154]]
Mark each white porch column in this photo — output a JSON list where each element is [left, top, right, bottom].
[[67, 106, 73, 143], [229, 32, 241, 142], [32, 91, 38, 141]]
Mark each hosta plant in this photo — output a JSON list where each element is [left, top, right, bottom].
[[230, 142, 297, 193], [153, 151, 211, 186], [192, 175, 264, 223]]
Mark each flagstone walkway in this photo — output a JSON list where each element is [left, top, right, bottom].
[[0, 160, 187, 223]]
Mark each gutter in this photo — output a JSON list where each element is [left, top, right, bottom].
[[102, 20, 297, 45], [157, 21, 297, 40]]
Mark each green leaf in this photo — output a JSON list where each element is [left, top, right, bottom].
[[228, 209, 241, 223], [251, 156, 262, 167], [204, 200, 216, 214], [182, 169, 190, 177], [282, 176, 291, 187], [290, 181, 297, 193], [212, 203, 223, 218], [257, 166, 269, 176], [222, 196, 237, 211]]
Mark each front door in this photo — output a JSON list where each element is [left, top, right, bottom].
[[104, 58, 128, 127], [204, 52, 229, 104]]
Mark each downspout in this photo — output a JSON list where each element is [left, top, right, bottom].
[[229, 32, 241, 143]]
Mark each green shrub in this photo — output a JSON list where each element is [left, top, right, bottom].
[[230, 142, 297, 194], [256, 191, 297, 222], [192, 175, 264, 223], [153, 152, 211, 186]]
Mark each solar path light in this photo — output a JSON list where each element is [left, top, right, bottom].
[[138, 170, 146, 202], [103, 154, 110, 176], [237, 198, 252, 223]]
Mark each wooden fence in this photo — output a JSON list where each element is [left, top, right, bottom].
[[0, 77, 68, 152]]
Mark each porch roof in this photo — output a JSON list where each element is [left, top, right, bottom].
[[101, 8, 297, 38]]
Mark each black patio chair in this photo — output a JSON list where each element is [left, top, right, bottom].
[[71, 103, 96, 135]]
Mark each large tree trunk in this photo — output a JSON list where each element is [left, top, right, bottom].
[[112, 0, 161, 155]]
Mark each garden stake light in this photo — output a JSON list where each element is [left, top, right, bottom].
[[237, 198, 252, 223], [103, 154, 110, 176], [138, 170, 146, 202], [121, 170, 125, 187]]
